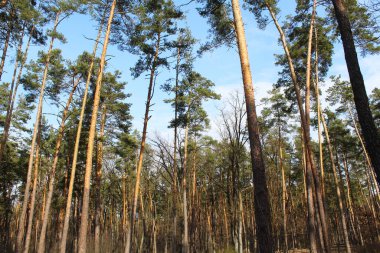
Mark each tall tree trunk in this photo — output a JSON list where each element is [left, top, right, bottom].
[[314, 28, 325, 200], [182, 114, 190, 253], [123, 174, 127, 238], [343, 155, 363, 245], [265, 3, 330, 251], [331, 0, 380, 185], [37, 77, 80, 253], [23, 125, 41, 253], [95, 104, 107, 253], [319, 105, 352, 253], [172, 46, 180, 253], [16, 13, 60, 252], [279, 141, 288, 253], [77, 2, 116, 252], [125, 31, 161, 253], [305, 3, 330, 251], [59, 12, 105, 253], [231, 0, 273, 251]]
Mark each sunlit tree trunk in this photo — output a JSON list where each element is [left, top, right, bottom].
[[37, 76, 80, 253], [279, 140, 288, 253], [23, 126, 41, 253], [125, 31, 161, 253], [59, 12, 105, 253], [182, 113, 190, 253], [265, 3, 329, 251], [95, 104, 107, 253], [231, 0, 273, 251], [319, 104, 352, 253], [305, 3, 330, 251], [342, 155, 364, 245], [314, 28, 325, 200], [172, 46, 180, 253], [16, 13, 60, 252], [77, 2, 116, 252]]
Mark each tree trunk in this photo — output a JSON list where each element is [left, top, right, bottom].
[[172, 46, 180, 253], [59, 12, 105, 253], [343, 155, 364, 245], [265, 3, 329, 251], [182, 116, 190, 253], [305, 3, 330, 251], [23, 126, 41, 253], [279, 142, 288, 253], [125, 31, 161, 253], [37, 76, 80, 253], [77, 2, 115, 252], [314, 28, 325, 200], [320, 106, 352, 253], [16, 13, 60, 252], [95, 104, 107, 253], [231, 0, 273, 252], [331, 0, 380, 185]]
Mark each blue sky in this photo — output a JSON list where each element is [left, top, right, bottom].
[[2, 0, 379, 141]]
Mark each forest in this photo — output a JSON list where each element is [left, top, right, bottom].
[[0, 0, 380, 252]]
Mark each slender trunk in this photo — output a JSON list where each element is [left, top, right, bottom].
[[343, 155, 363, 245], [172, 46, 180, 253], [265, 3, 329, 251], [238, 192, 243, 253], [320, 108, 352, 253], [37, 77, 80, 253], [95, 104, 107, 253], [191, 142, 197, 206], [331, 0, 380, 185], [182, 115, 190, 253], [279, 142, 288, 253], [23, 126, 41, 253], [77, 2, 115, 252], [314, 28, 325, 199], [123, 175, 127, 235], [125, 31, 161, 253], [16, 13, 60, 252], [59, 12, 105, 253], [231, 1, 273, 251], [305, 4, 330, 251], [349, 106, 380, 197]]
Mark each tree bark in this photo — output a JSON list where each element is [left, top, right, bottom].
[[23, 125, 41, 253], [231, 0, 273, 252], [59, 12, 105, 253], [318, 99, 352, 253], [331, 0, 380, 185], [265, 3, 329, 251], [182, 115, 190, 253], [172, 46, 180, 253], [16, 13, 60, 252], [37, 76, 80, 253], [279, 142, 288, 253], [77, 1, 116, 252], [95, 104, 107, 253], [125, 31, 161, 253]]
